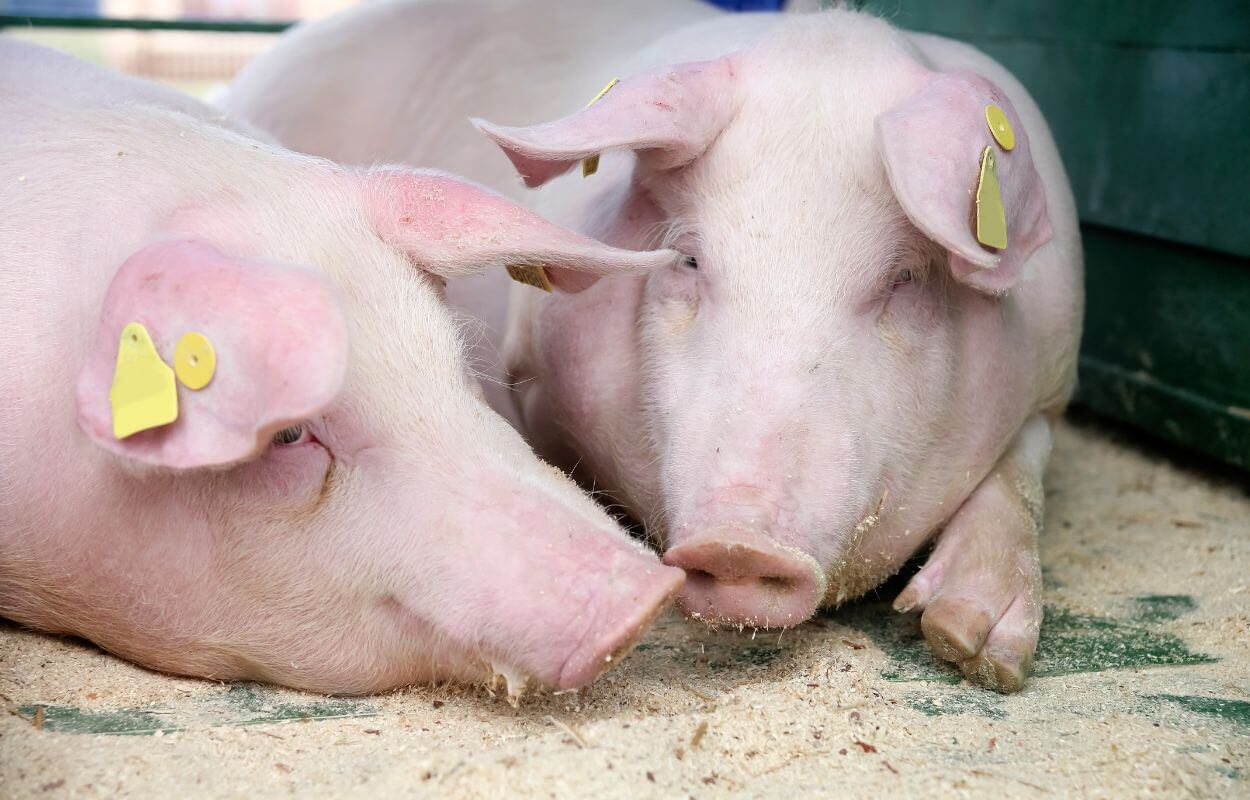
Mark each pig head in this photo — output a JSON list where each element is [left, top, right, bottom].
[[1, 73, 683, 698], [474, 12, 1078, 629]]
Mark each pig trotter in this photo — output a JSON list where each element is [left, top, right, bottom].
[[894, 415, 1051, 692]]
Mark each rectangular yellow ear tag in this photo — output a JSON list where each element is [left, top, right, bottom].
[[110, 322, 179, 439], [581, 77, 620, 178], [974, 146, 1008, 251], [506, 264, 554, 292]]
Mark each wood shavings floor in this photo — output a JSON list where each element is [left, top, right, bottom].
[[2, 415, 1247, 798]]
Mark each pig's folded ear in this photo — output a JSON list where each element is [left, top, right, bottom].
[[76, 239, 349, 469], [471, 56, 741, 188], [363, 169, 679, 292], [876, 71, 1052, 293]]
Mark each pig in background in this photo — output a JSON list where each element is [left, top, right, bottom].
[[224, 0, 1083, 691], [0, 39, 686, 699]]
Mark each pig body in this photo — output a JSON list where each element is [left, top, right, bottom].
[[0, 40, 684, 697], [226, 1, 1082, 690]]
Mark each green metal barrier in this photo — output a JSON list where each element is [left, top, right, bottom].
[[0, 14, 292, 33]]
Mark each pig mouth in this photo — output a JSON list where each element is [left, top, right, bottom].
[[383, 559, 683, 703], [484, 578, 680, 707]]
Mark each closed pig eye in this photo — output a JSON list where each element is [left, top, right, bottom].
[[273, 424, 309, 446]]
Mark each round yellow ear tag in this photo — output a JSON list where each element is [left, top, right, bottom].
[[174, 332, 216, 390], [985, 104, 1016, 151]]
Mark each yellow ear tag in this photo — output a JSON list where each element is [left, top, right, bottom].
[[110, 322, 178, 440], [581, 77, 620, 178], [174, 332, 216, 390], [506, 263, 554, 292], [985, 104, 1015, 151], [975, 146, 1008, 251]]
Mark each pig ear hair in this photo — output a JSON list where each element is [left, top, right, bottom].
[[76, 239, 349, 470], [363, 168, 679, 292], [471, 56, 741, 188], [876, 70, 1052, 294]]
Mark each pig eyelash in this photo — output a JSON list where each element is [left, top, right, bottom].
[[273, 424, 310, 446]]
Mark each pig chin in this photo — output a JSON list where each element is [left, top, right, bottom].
[[385, 558, 680, 702]]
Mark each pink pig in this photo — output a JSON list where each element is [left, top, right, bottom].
[[0, 40, 686, 698], [224, 1, 1083, 691]]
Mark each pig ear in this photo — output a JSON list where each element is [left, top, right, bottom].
[[471, 57, 740, 188], [363, 169, 679, 292], [76, 239, 349, 470], [876, 71, 1052, 293]]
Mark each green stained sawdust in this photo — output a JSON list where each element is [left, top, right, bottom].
[[904, 691, 1006, 719], [832, 599, 1215, 685], [18, 704, 177, 736], [1130, 594, 1197, 622], [18, 682, 376, 736], [1147, 694, 1250, 727]]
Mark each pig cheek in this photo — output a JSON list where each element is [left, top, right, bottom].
[[637, 290, 702, 442], [225, 443, 333, 508]]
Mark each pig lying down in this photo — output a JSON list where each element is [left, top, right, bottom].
[[228, 1, 1082, 691], [0, 40, 685, 698], [479, 8, 1084, 691]]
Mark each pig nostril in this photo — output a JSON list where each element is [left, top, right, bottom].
[[759, 575, 793, 592], [685, 569, 716, 588]]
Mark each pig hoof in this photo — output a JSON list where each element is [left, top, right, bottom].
[[917, 592, 1040, 693]]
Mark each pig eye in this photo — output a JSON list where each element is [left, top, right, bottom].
[[272, 424, 308, 446], [682, 256, 699, 271], [892, 268, 915, 287]]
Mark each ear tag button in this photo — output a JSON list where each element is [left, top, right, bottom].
[[110, 322, 178, 440], [985, 104, 1015, 151], [975, 146, 1008, 251], [506, 263, 554, 292], [174, 332, 216, 390], [581, 77, 620, 178]]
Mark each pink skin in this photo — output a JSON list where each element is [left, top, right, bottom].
[[0, 41, 683, 697], [473, 11, 1082, 689]]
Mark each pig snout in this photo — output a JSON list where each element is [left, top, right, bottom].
[[546, 545, 685, 689], [663, 525, 827, 629]]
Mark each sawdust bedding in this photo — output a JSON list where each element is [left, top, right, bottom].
[[2, 414, 1247, 798]]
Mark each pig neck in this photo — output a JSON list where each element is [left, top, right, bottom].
[[510, 165, 665, 525]]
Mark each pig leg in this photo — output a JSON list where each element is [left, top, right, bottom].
[[893, 415, 1051, 692]]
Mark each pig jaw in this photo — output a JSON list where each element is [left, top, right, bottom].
[[373, 454, 684, 697], [388, 532, 683, 698]]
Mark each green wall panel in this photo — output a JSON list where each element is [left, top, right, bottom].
[[861, 0, 1250, 50], [863, 1, 1250, 258], [1078, 225, 1249, 469]]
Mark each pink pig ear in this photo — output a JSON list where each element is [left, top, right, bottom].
[[76, 239, 349, 470], [364, 169, 679, 292], [876, 71, 1052, 293], [471, 56, 741, 187]]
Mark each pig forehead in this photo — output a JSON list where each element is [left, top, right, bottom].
[[685, 133, 910, 288], [667, 53, 922, 287]]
